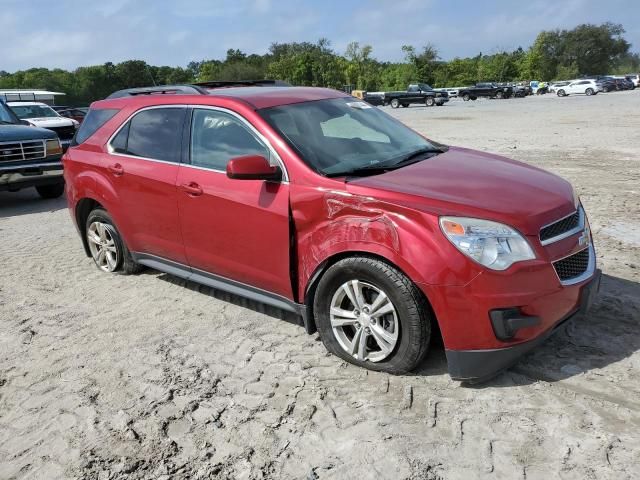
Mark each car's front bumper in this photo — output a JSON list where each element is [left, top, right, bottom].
[[443, 268, 601, 382], [0, 159, 64, 191]]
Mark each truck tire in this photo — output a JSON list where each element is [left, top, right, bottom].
[[496, 91, 504, 99], [425, 97, 435, 107], [390, 98, 400, 108], [401, 103, 409, 108], [462, 93, 470, 101], [35, 183, 64, 199], [471, 97, 477, 101], [313, 256, 431, 375]]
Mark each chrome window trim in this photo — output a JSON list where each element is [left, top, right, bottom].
[[106, 104, 289, 182], [552, 244, 595, 286], [539, 206, 585, 246]]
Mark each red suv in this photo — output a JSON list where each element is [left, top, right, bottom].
[[64, 83, 600, 382]]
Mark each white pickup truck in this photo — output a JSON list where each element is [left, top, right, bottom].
[[8, 102, 78, 151]]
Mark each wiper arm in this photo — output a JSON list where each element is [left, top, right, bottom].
[[0, 120, 17, 125]]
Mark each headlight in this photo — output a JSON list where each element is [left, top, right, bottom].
[[439, 217, 536, 270], [46, 138, 63, 156]]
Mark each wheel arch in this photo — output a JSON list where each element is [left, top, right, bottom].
[[75, 197, 105, 257]]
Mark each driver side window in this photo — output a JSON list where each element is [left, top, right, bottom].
[[190, 109, 270, 171]]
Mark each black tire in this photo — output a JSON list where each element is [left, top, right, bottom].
[[85, 208, 143, 275], [35, 183, 64, 199], [401, 103, 409, 108], [557, 89, 565, 97], [462, 93, 470, 101], [585, 88, 594, 96], [425, 97, 435, 107], [495, 90, 504, 99], [390, 98, 400, 108], [313, 257, 431, 374], [471, 96, 477, 101]]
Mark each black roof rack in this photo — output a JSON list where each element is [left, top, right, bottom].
[[193, 79, 291, 89], [106, 85, 209, 99]]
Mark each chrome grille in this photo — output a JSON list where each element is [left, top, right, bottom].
[[553, 248, 590, 281], [0, 140, 46, 162], [540, 207, 583, 245]]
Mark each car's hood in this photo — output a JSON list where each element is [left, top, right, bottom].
[[0, 124, 57, 142], [348, 146, 576, 236], [25, 118, 74, 127]]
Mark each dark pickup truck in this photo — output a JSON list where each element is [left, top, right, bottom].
[[381, 83, 449, 108], [0, 99, 65, 198], [458, 83, 513, 101]]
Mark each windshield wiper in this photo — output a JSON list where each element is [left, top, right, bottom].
[[0, 120, 16, 125], [326, 147, 444, 178]]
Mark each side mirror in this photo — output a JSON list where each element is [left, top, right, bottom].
[[226, 155, 282, 182]]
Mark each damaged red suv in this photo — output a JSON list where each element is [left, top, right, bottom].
[[64, 82, 600, 382]]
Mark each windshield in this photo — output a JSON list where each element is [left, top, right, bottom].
[[259, 97, 439, 177], [0, 102, 18, 124], [10, 104, 60, 119]]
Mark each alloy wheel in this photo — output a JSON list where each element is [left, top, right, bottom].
[[87, 221, 119, 272], [329, 280, 399, 362]]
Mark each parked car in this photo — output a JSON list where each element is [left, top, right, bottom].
[[0, 99, 65, 198], [382, 83, 449, 108], [56, 107, 89, 123], [548, 81, 570, 93], [64, 83, 600, 383], [625, 74, 639, 88], [437, 88, 459, 98], [458, 83, 513, 101], [8, 101, 79, 151], [555, 80, 601, 96], [595, 77, 617, 92]]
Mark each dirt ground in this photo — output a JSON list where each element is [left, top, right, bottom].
[[1, 91, 639, 480]]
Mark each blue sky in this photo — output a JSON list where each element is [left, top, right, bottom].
[[1, 0, 638, 71]]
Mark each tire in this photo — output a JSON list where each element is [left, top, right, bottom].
[[585, 88, 594, 96], [471, 97, 477, 101], [425, 97, 435, 107], [35, 183, 64, 199], [495, 91, 504, 99], [85, 208, 143, 275], [390, 98, 400, 108], [462, 93, 470, 101], [557, 89, 565, 97], [313, 257, 431, 374], [401, 103, 409, 108]]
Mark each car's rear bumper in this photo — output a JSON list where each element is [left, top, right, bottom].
[[444, 268, 601, 383], [0, 159, 63, 191]]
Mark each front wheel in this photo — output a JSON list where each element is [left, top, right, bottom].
[[390, 98, 400, 108], [495, 90, 504, 99], [585, 88, 594, 96], [313, 257, 431, 374], [557, 89, 566, 97], [35, 183, 64, 199], [85, 208, 143, 274], [462, 93, 470, 101]]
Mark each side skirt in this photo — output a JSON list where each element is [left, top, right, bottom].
[[131, 252, 313, 333]]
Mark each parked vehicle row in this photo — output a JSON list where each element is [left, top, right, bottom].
[[458, 83, 514, 101], [363, 83, 449, 108]]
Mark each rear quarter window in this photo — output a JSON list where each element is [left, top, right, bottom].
[[73, 108, 119, 145]]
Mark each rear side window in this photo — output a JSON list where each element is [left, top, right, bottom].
[[110, 108, 186, 163], [74, 108, 118, 145]]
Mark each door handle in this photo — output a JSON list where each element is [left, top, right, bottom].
[[180, 182, 203, 196], [107, 163, 124, 176]]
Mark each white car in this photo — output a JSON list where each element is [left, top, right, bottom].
[[548, 81, 570, 93], [8, 101, 78, 150], [555, 80, 601, 97], [625, 74, 639, 87]]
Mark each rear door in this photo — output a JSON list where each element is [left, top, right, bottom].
[[176, 107, 293, 299], [104, 106, 188, 263]]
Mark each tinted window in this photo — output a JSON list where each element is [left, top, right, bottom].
[[111, 121, 130, 152], [190, 109, 269, 170], [124, 108, 186, 163], [0, 101, 18, 124], [74, 108, 118, 144]]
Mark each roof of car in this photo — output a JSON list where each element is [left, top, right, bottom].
[[96, 86, 349, 110]]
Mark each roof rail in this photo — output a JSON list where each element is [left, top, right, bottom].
[[106, 85, 209, 99], [193, 79, 291, 89]]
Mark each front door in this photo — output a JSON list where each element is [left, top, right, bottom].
[[176, 107, 293, 299]]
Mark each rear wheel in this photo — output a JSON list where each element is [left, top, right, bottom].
[[35, 183, 64, 199], [390, 98, 400, 108], [425, 97, 435, 107], [495, 90, 504, 99], [313, 257, 431, 374], [85, 208, 142, 274]]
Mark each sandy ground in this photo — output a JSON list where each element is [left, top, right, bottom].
[[1, 91, 639, 480]]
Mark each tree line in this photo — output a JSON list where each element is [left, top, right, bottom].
[[0, 22, 637, 106]]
